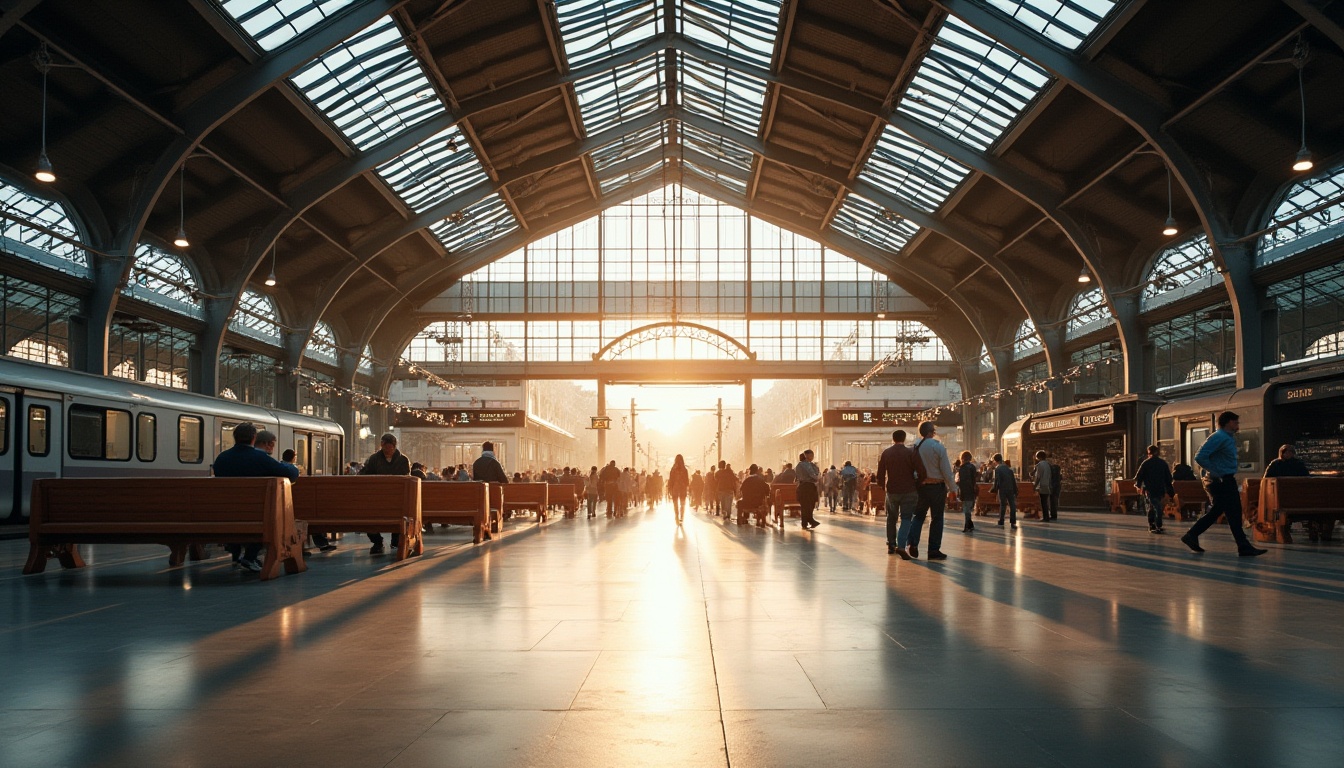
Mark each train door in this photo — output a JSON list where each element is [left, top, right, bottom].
[[17, 392, 62, 519], [294, 432, 310, 475], [311, 435, 327, 475], [1185, 424, 1211, 466], [0, 391, 13, 520]]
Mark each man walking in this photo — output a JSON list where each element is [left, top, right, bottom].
[[796, 449, 822, 530], [905, 422, 954, 560], [992, 454, 1018, 528], [875, 430, 919, 558], [1133, 445, 1174, 534], [1181, 411, 1267, 557]]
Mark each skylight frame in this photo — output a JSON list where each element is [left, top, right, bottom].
[[429, 194, 520, 253], [858, 126, 973, 213], [375, 125, 490, 213], [1142, 234, 1218, 310], [1065, 286, 1109, 338], [679, 122, 755, 174], [289, 16, 444, 150], [831, 193, 921, 254], [124, 244, 202, 317], [231, 289, 282, 342], [977, 0, 1120, 52], [679, 0, 784, 70], [573, 54, 665, 136], [590, 122, 668, 173], [555, 0, 661, 69], [1258, 165, 1344, 267], [678, 53, 768, 135], [683, 158, 748, 196], [597, 159, 666, 195], [0, 178, 88, 277], [304, 320, 340, 365], [215, 0, 358, 51], [898, 16, 1052, 151]]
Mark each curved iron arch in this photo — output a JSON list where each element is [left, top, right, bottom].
[[593, 322, 757, 362]]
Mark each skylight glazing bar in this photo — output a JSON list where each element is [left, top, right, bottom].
[[590, 122, 668, 172], [683, 159, 748, 196], [831, 193, 921, 254], [978, 0, 1120, 51], [597, 159, 665, 195], [216, 0, 358, 51], [898, 16, 1050, 150], [290, 16, 444, 150], [574, 55, 664, 136], [375, 126, 490, 212], [679, 0, 784, 69], [857, 126, 972, 213], [555, 0, 660, 69], [679, 54, 768, 134], [430, 194, 520, 253], [679, 122, 754, 173]]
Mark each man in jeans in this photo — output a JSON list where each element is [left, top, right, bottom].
[[875, 430, 920, 558], [905, 421, 955, 561], [1182, 411, 1267, 557]]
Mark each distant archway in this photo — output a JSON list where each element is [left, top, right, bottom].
[[593, 322, 756, 361]]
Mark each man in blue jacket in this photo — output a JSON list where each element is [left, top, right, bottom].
[[1181, 411, 1267, 557], [212, 422, 300, 572]]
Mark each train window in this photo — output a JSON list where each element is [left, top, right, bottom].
[[0, 400, 8, 455], [137, 413, 157, 461], [312, 436, 326, 476], [294, 433, 309, 475], [28, 405, 50, 456], [179, 416, 203, 463], [68, 405, 132, 461]]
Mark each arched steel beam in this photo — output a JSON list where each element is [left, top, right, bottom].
[[932, 0, 1259, 387], [1282, 0, 1344, 52], [0, 0, 44, 38], [594, 322, 756, 361]]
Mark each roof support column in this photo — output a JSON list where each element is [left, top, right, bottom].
[[1221, 240, 1265, 389], [195, 296, 232, 397], [1039, 325, 1067, 410], [332, 349, 359, 452], [276, 330, 304, 412], [81, 254, 121, 376], [1111, 293, 1145, 395]]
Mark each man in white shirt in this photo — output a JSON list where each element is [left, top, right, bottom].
[[906, 421, 955, 561]]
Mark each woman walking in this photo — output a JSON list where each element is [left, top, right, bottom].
[[957, 450, 978, 532], [668, 456, 689, 523]]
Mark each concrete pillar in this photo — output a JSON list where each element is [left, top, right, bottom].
[[1112, 292, 1145, 395], [81, 255, 124, 376], [1218, 241, 1264, 388], [1039, 324, 1068, 410], [195, 296, 232, 397], [275, 329, 304, 412]]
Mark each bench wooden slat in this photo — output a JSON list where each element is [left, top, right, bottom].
[[1255, 477, 1344, 543], [292, 476, 423, 560], [421, 481, 495, 543]]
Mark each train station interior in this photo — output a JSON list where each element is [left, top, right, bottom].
[[2, 0, 1343, 765]]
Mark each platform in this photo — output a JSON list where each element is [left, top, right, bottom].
[[2, 508, 1342, 767]]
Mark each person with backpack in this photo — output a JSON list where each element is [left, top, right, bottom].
[[1133, 445, 1174, 534]]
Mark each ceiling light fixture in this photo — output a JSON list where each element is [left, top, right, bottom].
[[1292, 41, 1313, 172], [34, 44, 55, 183], [1162, 164, 1178, 236], [264, 242, 277, 287], [173, 163, 190, 248], [1078, 269, 1091, 284]]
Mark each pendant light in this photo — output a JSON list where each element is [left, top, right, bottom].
[[264, 241, 277, 287], [1077, 269, 1092, 284], [173, 164, 190, 248], [1292, 45, 1313, 173], [1161, 164, 1178, 236], [34, 44, 55, 183]]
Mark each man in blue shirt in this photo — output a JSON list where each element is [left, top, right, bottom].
[[212, 423, 300, 572], [1181, 411, 1267, 557]]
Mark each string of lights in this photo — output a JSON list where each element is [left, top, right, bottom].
[[913, 354, 1125, 421]]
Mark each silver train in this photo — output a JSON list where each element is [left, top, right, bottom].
[[1, 357, 344, 522]]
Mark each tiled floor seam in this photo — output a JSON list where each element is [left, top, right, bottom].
[[698, 519, 734, 768]]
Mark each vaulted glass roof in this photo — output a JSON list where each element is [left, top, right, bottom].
[[858, 127, 972, 213], [375, 125, 489, 213], [831, 193, 920, 254], [677, 53, 768, 133], [231, 289, 281, 342], [124, 244, 201, 318], [1142, 234, 1218, 310], [216, 0, 357, 51], [304, 320, 339, 365], [555, 0, 660, 69], [979, 0, 1121, 51], [429, 194, 519, 253], [574, 54, 665, 135]]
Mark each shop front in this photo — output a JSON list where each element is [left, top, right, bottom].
[[1267, 367, 1344, 477]]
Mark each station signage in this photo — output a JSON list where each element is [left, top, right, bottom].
[[822, 409, 924, 428], [1029, 406, 1115, 433], [1274, 380, 1344, 404], [395, 409, 527, 428], [590, 416, 612, 430]]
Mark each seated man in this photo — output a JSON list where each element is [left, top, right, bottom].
[[737, 464, 772, 527], [212, 423, 300, 572]]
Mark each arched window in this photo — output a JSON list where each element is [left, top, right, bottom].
[[1012, 318, 1041, 359], [1065, 288, 1109, 338], [1305, 331, 1344, 360], [1258, 165, 1344, 267], [304, 321, 339, 366], [8, 338, 68, 367], [1142, 235, 1217, 311], [977, 343, 993, 372], [230, 290, 280, 342], [1185, 360, 1221, 384], [124, 244, 201, 317], [0, 178, 88, 277], [358, 344, 375, 374]]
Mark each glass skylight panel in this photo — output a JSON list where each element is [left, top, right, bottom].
[[1065, 287, 1108, 337], [1142, 234, 1217, 309], [429, 194, 519, 253], [0, 179, 87, 276], [978, 0, 1120, 51], [831, 193, 920, 254], [304, 321, 339, 365], [590, 122, 667, 173], [290, 16, 444, 150], [680, 0, 784, 69], [1013, 318, 1041, 358], [680, 122, 754, 173], [679, 54, 768, 134], [1259, 166, 1344, 266], [858, 126, 971, 213], [124, 244, 201, 317], [375, 126, 489, 212], [555, 0, 660, 69], [231, 290, 281, 341], [899, 16, 1051, 150], [683, 159, 748, 196], [574, 54, 664, 136], [216, 0, 357, 51], [598, 159, 665, 195]]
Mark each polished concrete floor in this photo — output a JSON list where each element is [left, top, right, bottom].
[[2, 505, 1343, 767]]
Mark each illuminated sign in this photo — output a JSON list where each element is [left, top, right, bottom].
[[590, 416, 612, 430], [822, 409, 924, 428], [394, 409, 527, 428], [1028, 406, 1114, 433], [1274, 380, 1344, 404]]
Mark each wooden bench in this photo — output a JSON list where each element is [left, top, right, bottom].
[[1110, 479, 1142, 515], [421, 482, 497, 544], [1242, 477, 1262, 525], [24, 477, 305, 581], [865, 485, 884, 515], [550, 483, 581, 518], [292, 476, 422, 561], [974, 484, 1000, 517], [502, 482, 550, 522], [1165, 480, 1207, 521], [1255, 477, 1344, 544], [770, 483, 801, 522]]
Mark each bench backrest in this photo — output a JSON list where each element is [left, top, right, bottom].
[[1261, 477, 1344, 510], [550, 483, 580, 502], [771, 484, 799, 504], [421, 481, 488, 512], [976, 484, 998, 502], [1112, 479, 1138, 495], [1171, 480, 1205, 500], [504, 482, 549, 505], [32, 477, 290, 526], [292, 476, 421, 521]]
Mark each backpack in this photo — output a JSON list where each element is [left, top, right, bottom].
[[912, 439, 929, 483]]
